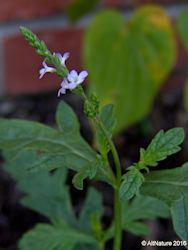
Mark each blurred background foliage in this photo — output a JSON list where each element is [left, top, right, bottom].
[[65, 1, 179, 134], [83, 6, 176, 134]]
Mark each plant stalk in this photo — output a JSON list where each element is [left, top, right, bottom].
[[96, 119, 122, 250], [81, 92, 122, 249]]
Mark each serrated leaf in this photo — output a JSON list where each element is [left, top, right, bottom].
[[65, 0, 99, 23], [123, 195, 169, 236], [140, 163, 188, 241], [79, 187, 103, 233], [96, 104, 116, 154], [3, 150, 77, 227], [72, 159, 99, 190], [105, 195, 169, 240], [0, 118, 96, 172], [3, 150, 102, 249], [140, 128, 184, 167], [18, 221, 96, 250], [119, 169, 144, 200], [84, 7, 176, 134], [56, 101, 80, 135], [177, 9, 188, 51]]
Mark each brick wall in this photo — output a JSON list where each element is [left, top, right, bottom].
[[0, 0, 187, 96]]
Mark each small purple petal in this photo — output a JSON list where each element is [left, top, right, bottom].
[[68, 83, 77, 90], [62, 52, 70, 61], [58, 87, 66, 97], [68, 70, 78, 82], [39, 68, 45, 79], [42, 61, 47, 68], [56, 52, 70, 65], [79, 70, 88, 80], [61, 78, 69, 88]]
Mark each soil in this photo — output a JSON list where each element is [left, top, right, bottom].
[[0, 87, 187, 250]]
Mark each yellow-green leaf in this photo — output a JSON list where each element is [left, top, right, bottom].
[[84, 6, 176, 133]]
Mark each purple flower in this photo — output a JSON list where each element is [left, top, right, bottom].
[[57, 78, 69, 96], [39, 61, 56, 79], [67, 70, 88, 90], [56, 52, 70, 66]]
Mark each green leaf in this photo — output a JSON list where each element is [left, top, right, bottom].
[[140, 163, 188, 205], [72, 158, 103, 190], [79, 187, 103, 233], [3, 151, 77, 227], [72, 166, 89, 190], [84, 7, 176, 134], [3, 150, 102, 249], [96, 104, 116, 154], [171, 197, 188, 242], [105, 195, 169, 240], [0, 118, 96, 172], [26, 153, 67, 172], [65, 0, 99, 23], [140, 163, 188, 241], [119, 168, 144, 200], [125, 221, 150, 236], [139, 128, 184, 167], [19, 221, 96, 250], [56, 101, 80, 135], [177, 9, 188, 51]]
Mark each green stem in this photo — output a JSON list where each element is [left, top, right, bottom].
[[81, 92, 122, 249], [113, 188, 122, 250], [96, 119, 122, 250]]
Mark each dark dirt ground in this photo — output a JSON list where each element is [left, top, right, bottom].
[[0, 86, 187, 250]]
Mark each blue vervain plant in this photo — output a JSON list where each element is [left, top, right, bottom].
[[0, 27, 187, 250]]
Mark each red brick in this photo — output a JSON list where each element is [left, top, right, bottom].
[[105, 0, 186, 7], [0, 0, 72, 22], [3, 28, 84, 95]]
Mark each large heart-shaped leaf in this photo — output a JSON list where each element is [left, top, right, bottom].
[[84, 6, 176, 133]]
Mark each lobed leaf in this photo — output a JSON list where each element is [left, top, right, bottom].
[[78, 188, 103, 234], [119, 168, 144, 200], [19, 221, 96, 250], [105, 195, 169, 240], [0, 116, 96, 172], [72, 160, 98, 190], [4, 150, 104, 249], [140, 128, 184, 167], [4, 151, 77, 227]]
